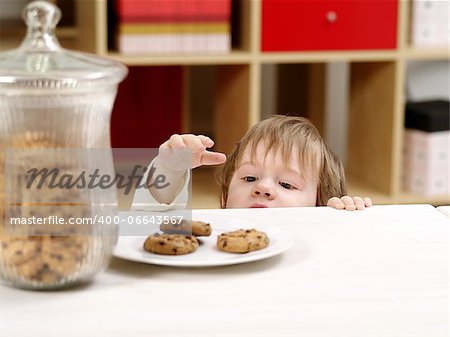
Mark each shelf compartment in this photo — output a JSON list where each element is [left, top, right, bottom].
[[215, 64, 252, 153], [183, 64, 252, 155], [347, 61, 398, 196], [105, 0, 250, 56], [111, 66, 184, 148], [231, 0, 252, 52], [261, 63, 326, 135], [76, 0, 107, 53]]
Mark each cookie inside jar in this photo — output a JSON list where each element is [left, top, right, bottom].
[[0, 132, 97, 289]]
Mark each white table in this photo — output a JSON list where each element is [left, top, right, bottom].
[[437, 206, 450, 217], [0, 205, 448, 337]]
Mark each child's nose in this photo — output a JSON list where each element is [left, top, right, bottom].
[[252, 181, 276, 200]]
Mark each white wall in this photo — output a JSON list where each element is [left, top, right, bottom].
[[325, 62, 349, 164], [261, 64, 277, 120], [406, 61, 450, 101]]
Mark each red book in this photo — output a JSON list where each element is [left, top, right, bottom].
[[119, 15, 229, 23], [116, 0, 231, 21]]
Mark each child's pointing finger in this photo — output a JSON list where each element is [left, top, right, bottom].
[[200, 151, 227, 166]]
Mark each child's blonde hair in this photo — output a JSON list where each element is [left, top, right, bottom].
[[218, 115, 347, 207]]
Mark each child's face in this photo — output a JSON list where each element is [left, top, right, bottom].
[[226, 143, 318, 208]]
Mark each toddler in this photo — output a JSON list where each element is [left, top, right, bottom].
[[133, 116, 371, 210]]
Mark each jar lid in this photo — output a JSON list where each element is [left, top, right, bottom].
[[0, 1, 127, 92]]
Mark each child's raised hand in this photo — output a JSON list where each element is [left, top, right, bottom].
[[158, 134, 227, 172], [327, 196, 372, 211]]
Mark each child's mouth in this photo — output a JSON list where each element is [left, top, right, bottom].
[[250, 203, 268, 208]]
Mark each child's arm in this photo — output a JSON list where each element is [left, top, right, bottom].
[[148, 134, 226, 204], [327, 196, 372, 211]]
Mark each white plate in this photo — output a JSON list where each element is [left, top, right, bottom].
[[113, 212, 294, 267]]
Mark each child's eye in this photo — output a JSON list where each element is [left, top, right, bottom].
[[242, 176, 257, 182], [279, 182, 295, 190]]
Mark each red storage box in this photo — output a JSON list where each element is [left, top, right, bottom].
[[261, 0, 398, 51]]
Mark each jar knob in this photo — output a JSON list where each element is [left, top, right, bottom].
[[20, 1, 62, 51]]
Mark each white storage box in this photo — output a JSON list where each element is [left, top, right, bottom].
[[411, 0, 450, 48], [403, 129, 449, 196]]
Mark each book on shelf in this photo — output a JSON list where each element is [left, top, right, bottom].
[[116, 0, 230, 21], [115, 0, 231, 54]]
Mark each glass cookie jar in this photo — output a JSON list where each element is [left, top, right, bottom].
[[0, 1, 127, 289]]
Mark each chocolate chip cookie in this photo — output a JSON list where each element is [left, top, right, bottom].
[[217, 229, 270, 253], [143, 233, 199, 255], [0, 234, 89, 283], [160, 220, 212, 237]]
